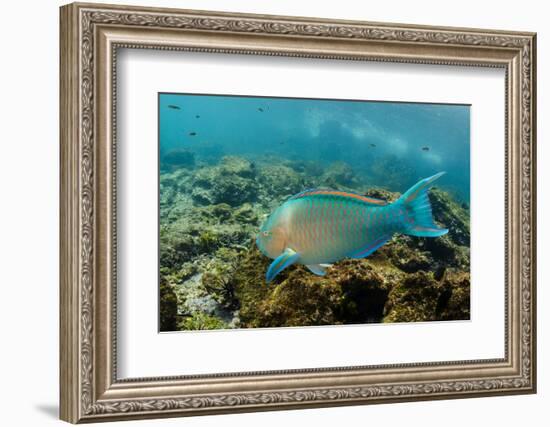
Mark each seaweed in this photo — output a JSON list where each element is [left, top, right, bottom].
[[159, 279, 178, 331]]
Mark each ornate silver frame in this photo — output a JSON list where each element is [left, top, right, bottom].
[[60, 2, 537, 423]]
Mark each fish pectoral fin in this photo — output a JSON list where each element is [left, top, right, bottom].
[[266, 248, 300, 283], [306, 264, 330, 276], [348, 235, 391, 259]]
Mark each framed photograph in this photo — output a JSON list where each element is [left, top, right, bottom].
[[60, 2, 537, 423]]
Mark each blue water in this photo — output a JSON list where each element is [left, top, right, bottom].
[[159, 93, 470, 202]]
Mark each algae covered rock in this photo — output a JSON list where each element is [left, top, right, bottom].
[[378, 235, 432, 273], [258, 164, 305, 199], [201, 248, 241, 311], [429, 188, 470, 246], [383, 271, 442, 323], [331, 260, 392, 324], [159, 278, 178, 331], [179, 312, 228, 330], [213, 177, 259, 206], [159, 227, 197, 270], [233, 248, 400, 328], [436, 271, 470, 321], [250, 271, 343, 327], [233, 203, 258, 224], [219, 155, 256, 178], [208, 203, 233, 221], [191, 186, 215, 205], [322, 161, 357, 187], [173, 270, 235, 330], [231, 244, 272, 326], [383, 270, 470, 323], [191, 156, 259, 206]]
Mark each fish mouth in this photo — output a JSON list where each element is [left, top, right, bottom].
[[255, 235, 263, 252]]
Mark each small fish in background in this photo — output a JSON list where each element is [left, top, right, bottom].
[[167, 105, 181, 110], [369, 143, 377, 148], [195, 115, 200, 118], [189, 132, 197, 136], [258, 107, 264, 112], [256, 172, 448, 282], [422, 146, 430, 151]]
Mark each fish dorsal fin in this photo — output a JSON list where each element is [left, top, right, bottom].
[[289, 188, 388, 206]]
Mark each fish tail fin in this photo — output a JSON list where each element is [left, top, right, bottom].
[[398, 172, 448, 238]]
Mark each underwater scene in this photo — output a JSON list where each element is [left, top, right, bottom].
[[159, 93, 471, 332]]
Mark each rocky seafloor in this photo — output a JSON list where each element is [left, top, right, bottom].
[[159, 151, 470, 331]]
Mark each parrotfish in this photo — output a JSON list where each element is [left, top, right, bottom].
[[256, 172, 448, 282]]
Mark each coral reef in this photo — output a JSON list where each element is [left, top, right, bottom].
[[429, 188, 470, 246], [191, 156, 259, 206], [234, 255, 395, 327], [383, 270, 470, 323], [321, 161, 358, 187], [258, 164, 305, 200], [159, 155, 471, 331], [159, 278, 178, 331]]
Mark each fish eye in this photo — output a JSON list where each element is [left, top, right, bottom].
[[262, 231, 270, 237]]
